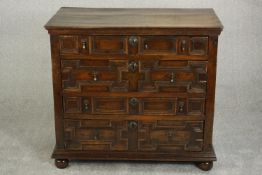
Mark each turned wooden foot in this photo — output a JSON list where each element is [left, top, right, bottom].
[[55, 159, 69, 169], [195, 161, 213, 171]]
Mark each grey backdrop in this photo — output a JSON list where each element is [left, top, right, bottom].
[[0, 0, 262, 174]]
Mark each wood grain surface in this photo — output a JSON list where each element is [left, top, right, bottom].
[[45, 7, 223, 29]]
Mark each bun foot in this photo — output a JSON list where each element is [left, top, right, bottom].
[[55, 159, 69, 169], [195, 161, 213, 171]]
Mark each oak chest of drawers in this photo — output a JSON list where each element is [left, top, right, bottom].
[[45, 7, 223, 171]]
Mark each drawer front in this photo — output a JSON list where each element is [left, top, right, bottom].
[[62, 59, 207, 93], [140, 36, 208, 56], [63, 96, 128, 115], [127, 97, 205, 116], [63, 119, 203, 152], [131, 97, 205, 116], [59, 35, 129, 56], [59, 35, 208, 57], [64, 119, 130, 151], [139, 60, 207, 93], [63, 96, 205, 116], [138, 120, 204, 152], [61, 59, 130, 93]]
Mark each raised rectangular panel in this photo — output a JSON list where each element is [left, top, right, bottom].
[[140, 98, 176, 115], [64, 119, 128, 151], [91, 36, 128, 55], [61, 60, 129, 93], [188, 98, 205, 115], [139, 60, 208, 93], [158, 60, 189, 68], [93, 97, 127, 114], [140, 36, 176, 54], [59, 36, 79, 54], [138, 120, 204, 152], [189, 37, 208, 55], [63, 96, 82, 113]]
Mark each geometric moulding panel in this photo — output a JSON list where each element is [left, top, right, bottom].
[[138, 120, 204, 152], [64, 119, 129, 151]]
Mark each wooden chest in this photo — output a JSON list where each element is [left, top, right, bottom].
[[45, 7, 223, 171]]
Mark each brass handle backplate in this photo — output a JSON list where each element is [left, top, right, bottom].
[[129, 97, 138, 106], [129, 121, 138, 129], [128, 61, 138, 72], [129, 36, 138, 47]]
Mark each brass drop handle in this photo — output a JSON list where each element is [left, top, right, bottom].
[[181, 40, 186, 52], [170, 72, 175, 83], [129, 121, 138, 129], [81, 41, 87, 50], [93, 129, 99, 140], [178, 101, 185, 113], [167, 130, 174, 137], [129, 36, 138, 47], [144, 43, 149, 49], [128, 61, 138, 72], [83, 99, 89, 112], [129, 97, 138, 106], [92, 71, 98, 81]]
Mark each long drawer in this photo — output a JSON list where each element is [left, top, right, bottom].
[[63, 96, 205, 116], [61, 59, 207, 93], [59, 35, 208, 59], [64, 119, 204, 152]]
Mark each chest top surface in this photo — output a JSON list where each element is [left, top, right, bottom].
[[45, 7, 223, 30]]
